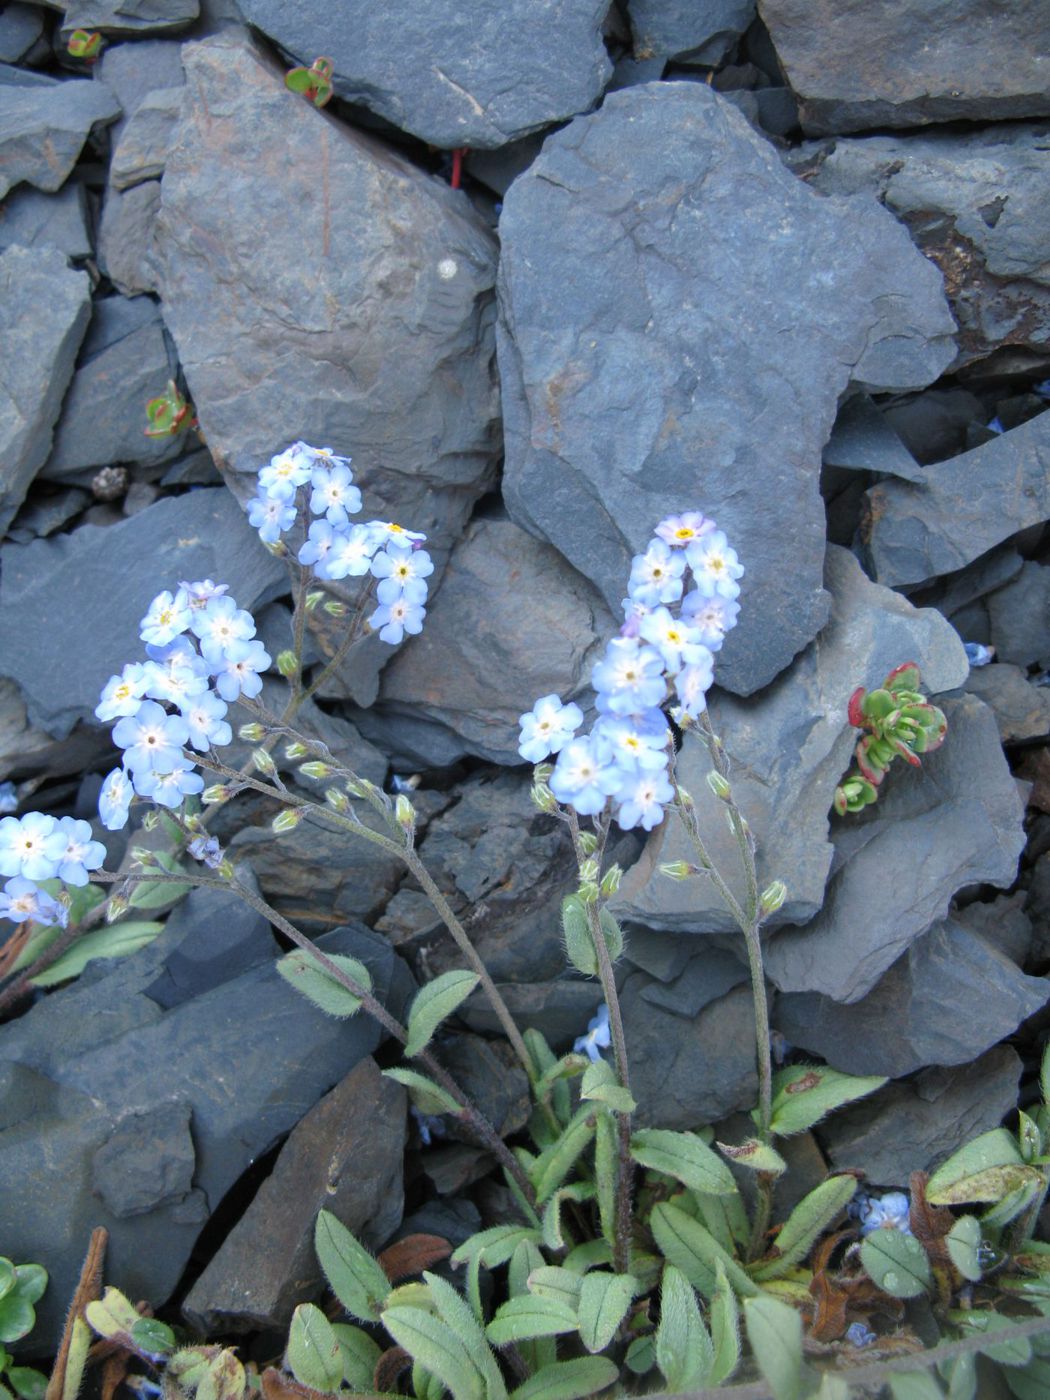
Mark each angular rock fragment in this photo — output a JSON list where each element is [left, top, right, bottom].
[[110, 85, 184, 188], [98, 180, 162, 295], [498, 83, 956, 695], [963, 663, 1050, 744], [987, 562, 1050, 669], [95, 36, 187, 139], [0, 4, 44, 64], [62, 0, 199, 38], [823, 395, 924, 482], [0, 185, 93, 259], [627, 0, 755, 64], [0, 78, 121, 200], [237, 0, 612, 148]]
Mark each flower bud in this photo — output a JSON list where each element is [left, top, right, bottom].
[[300, 760, 331, 780], [600, 864, 623, 896], [325, 787, 350, 813], [251, 747, 277, 776], [533, 763, 553, 784], [323, 599, 347, 617], [579, 856, 600, 884], [218, 858, 235, 879], [345, 776, 375, 798], [759, 880, 787, 916], [305, 590, 324, 613], [659, 860, 694, 881], [239, 722, 266, 742], [578, 880, 599, 905], [264, 539, 288, 558], [142, 809, 159, 832], [676, 786, 694, 808], [276, 649, 298, 678], [271, 808, 305, 833], [129, 846, 156, 867], [202, 783, 231, 805], [578, 831, 598, 856], [530, 782, 557, 814], [706, 770, 732, 800], [106, 893, 130, 923], [284, 740, 308, 760], [395, 794, 415, 829]]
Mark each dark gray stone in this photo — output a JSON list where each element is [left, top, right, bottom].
[[0, 184, 93, 259], [722, 85, 799, 139], [498, 83, 956, 696], [62, 0, 199, 37], [863, 410, 1050, 588], [461, 979, 609, 1049], [92, 1101, 197, 1218], [764, 695, 1027, 1003], [110, 85, 184, 188], [955, 892, 1032, 969], [237, 0, 612, 148], [182, 1057, 405, 1334], [0, 61, 55, 89], [6, 487, 91, 544], [0, 4, 45, 64], [141, 882, 280, 1011], [823, 395, 924, 482], [909, 547, 1023, 622], [822, 1046, 1023, 1189], [96, 37, 186, 139], [0, 245, 91, 533], [0, 77, 121, 201], [465, 133, 546, 198], [0, 679, 112, 785], [639, 946, 749, 1017], [963, 663, 1050, 744], [616, 546, 967, 934], [437, 1035, 530, 1144], [43, 296, 181, 479], [774, 919, 1048, 1078], [987, 562, 1050, 669], [759, 0, 1050, 134], [628, 0, 755, 64], [0, 488, 286, 739], [372, 516, 618, 765], [98, 179, 161, 295]]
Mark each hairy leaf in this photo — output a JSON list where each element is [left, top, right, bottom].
[[768, 1065, 887, 1137], [655, 1264, 713, 1391], [485, 1296, 578, 1346], [382, 1068, 461, 1117], [404, 971, 480, 1058], [452, 1226, 543, 1270], [276, 950, 371, 1018], [330, 1324, 382, 1393], [860, 1230, 932, 1298], [577, 1272, 637, 1354], [750, 1176, 857, 1282], [631, 1128, 738, 1196], [508, 1357, 618, 1400], [650, 1203, 757, 1300], [314, 1211, 390, 1323], [285, 1306, 342, 1393], [743, 1295, 803, 1400], [31, 922, 163, 987], [530, 1107, 596, 1204], [382, 1306, 485, 1400]]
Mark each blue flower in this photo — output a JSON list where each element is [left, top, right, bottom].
[[591, 638, 667, 716], [133, 760, 205, 809], [187, 834, 224, 868], [209, 639, 272, 702], [298, 518, 340, 570], [309, 462, 361, 521], [139, 590, 192, 647], [96, 663, 150, 722], [99, 768, 134, 831], [180, 691, 233, 751], [371, 544, 434, 600], [0, 876, 66, 927], [368, 598, 426, 645], [549, 736, 622, 816], [248, 493, 297, 542], [112, 701, 190, 774], [964, 641, 994, 668], [615, 769, 674, 831], [685, 531, 744, 601], [0, 812, 62, 882], [49, 817, 106, 887], [855, 1191, 912, 1236], [518, 694, 584, 763], [627, 539, 686, 608], [574, 1004, 611, 1062], [846, 1322, 876, 1349]]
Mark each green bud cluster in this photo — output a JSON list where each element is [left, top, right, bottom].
[[834, 662, 947, 816]]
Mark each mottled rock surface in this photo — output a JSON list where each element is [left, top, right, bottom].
[[62, 0, 199, 37], [0, 185, 93, 258], [0, 77, 121, 200], [963, 663, 1050, 744], [987, 562, 1050, 668], [627, 0, 755, 64], [97, 179, 162, 295], [110, 85, 184, 188]]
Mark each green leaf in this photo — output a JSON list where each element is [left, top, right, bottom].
[[695, 1189, 751, 1254], [0, 1262, 13, 1306], [749, 1175, 857, 1282], [630, 1128, 738, 1196], [382, 1068, 462, 1116], [860, 1229, 932, 1298], [980, 1178, 1043, 1229], [561, 1240, 612, 1275], [276, 950, 370, 1018], [314, 1210, 390, 1323], [412, 1362, 444, 1400], [926, 1128, 1023, 1201], [285, 1304, 343, 1392], [284, 67, 315, 93], [534, 1054, 589, 1109], [7, 1369, 46, 1400], [947, 1310, 1035, 1366], [130, 1317, 175, 1356], [508, 1357, 618, 1400], [1018, 1110, 1043, 1163], [1042, 1040, 1050, 1109], [577, 1272, 637, 1354], [560, 895, 622, 976], [1005, 1355, 1050, 1400], [542, 1184, 594, 1252], [84, 1288, 140, 1342], [709, 1261, 741, 1386], [197, 1349, 246, 1400], [10, 1266, 44, 1305], [655, 1264, 713, 1392], [939, 1353, 977, 1400], [527, 1268, 583, 1310], [716, 1138, 788, 1175], [331, 1323, 382, 1392], [485, 1295, 578, 1346], [743, 1295, 803, 1400], [31, 921, 163, 987], [768, 1065, 887, 1137], [452, 1226, 543, 1270], [625, 1335, 655, 1375], [127, 873, 189, 910], [423, 1274, 507, 1400], [649, 1203, 757, 1301], [812, 1378, 850, 1400], [580, 1059, 635, 1114], [887, 1374, 945, 1400], [946, 1215, 984, 1282], [382, 1307, 485, 1400], [404, 971, 480, 1058], [530, 1106, 596, 1204]]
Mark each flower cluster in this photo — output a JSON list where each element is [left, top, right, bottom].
[[246, 442, 434, 645], [0, 813, 106, 926], [850, 1190, 913, 1236], [519, 511, 743, 831], [94, 579, 267, 832]]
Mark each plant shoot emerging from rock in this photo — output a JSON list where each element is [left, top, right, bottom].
[[834, 661, 948, 815]]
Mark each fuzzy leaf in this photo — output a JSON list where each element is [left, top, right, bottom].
[[577, 1272, 637, 1354], [860, 1229, 932, 1298], [330, 1324, 381, 1392], [947, 1310, 1034, 1366], [314, 1210, 390, 1323], [404, 971, 480, 1058], [887, 1375, 944, 1400], [452, 1226, 543, 1270], [650, 1203, 757, 1302], [285, 1305, 342, 1392], [716, 1139, 787, 1175], [749, 1176, 857, 1282], [560, 895, 622, 976], [593, 1108, 618, 1251], [485, 1295, 578, 1346], [127, 874, 189, 910], [276, 950, 370, 1018], [580, 1059, 635, 1114], [31, 921, 163, 987], [743, 1295, 803, 1400], [631, 1128, 738, 1196], [946, 1215, 984, 1282], [382, 1306, 485, 1400], [84, 1287, 139, 1341], [530, 1106, 596, 1204], [980, 1178, 1043, 1228], [709, 1261, 741, 1385], [527, 1268, 583, 1310], [655, 1264, 713, 1392], [423, 1273, 507, 1400], [382, 1068, 461, 1116], [768, 1065, 887, 1137], [196, 1350, 245, 1400], [926, 1129, 1039, 1205], [1042, 1041, 1050, 1109], [541, 1184, 594, 1253], [508, 1357, 618, 1400]]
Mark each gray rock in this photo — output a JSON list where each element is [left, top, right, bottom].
[[0, 487, 286, 740], [6, 487, 91, 544], [759, 0, 1050, 134], [623, 978, 758, 1128], [721, 85, 799, 140], [62, 0, 199, 37], [863, 410, 1050, 588], [788, 125, 1050, 363], [42, 296, 181, 479], [627, 0, 755, 64], [98, 179, 162, 295], [616, 546, 968, 934], [822, 1046, 1023, 1188], [0, 4, 44, 64], [92, 1101, 197, 1218], [955, 892, 1032, 968], [0, 679, 112, 785], [461, 979, 610, 1048], [436, 1035, 531, 1144], [372, 515, 618, 765], [764, 694, 1027, 1003], [775, 919, 1048, 1078], [498, 83, 956, 696], [182, 1057, 405, 1334], [0, 245, 91, 533], [963, 663, 1050, 744], [465, 133, 546, 198], [0, 61, 55, 89], [0, 78, 122, 201], [823, 394, 924, 482], [987, 562, 1050, 669], [237, 0, 612, 148], [155, 32, 501, 701], [909, 547, 1024, 622], [110, 85, 184, 188], [95, 37, 186, 138], [639, 946, 749, 1017], [0, 184, 93, 259]]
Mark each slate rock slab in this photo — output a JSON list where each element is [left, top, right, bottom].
[[963, 663, 1050, 744], [822, 1046, 1023, 1188], [183, 1057, 406, 1334], [62, 0, 199, 37], [627, 0, 755, 64], [774, 919, 1048, 1079], [822, 395, 924, 482], [110, 85, 184, 188], [96, 36, 187, 139], [759, 0, 1050, 134], [616, 546, 967, 933], [863, 409, 1050, 587], [237, 0, 612, 148], [764, 694, 1027, 1003], [0, 3, 44, 63], [987, 562, 1050, 669], [0, 487, 285, 740], [43, 295, 181, 479], [0, 185, 93, 259], [98, 179, 162, 295], [0, 78, 122, 201], [0, 245, 91, 533], [498, 82, 956, 696]]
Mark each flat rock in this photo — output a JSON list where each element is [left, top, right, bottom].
[[0, 184, 93, 259], [963, 663, 1050, 743], [0, 4, 44, 63], [95, 37, 187, 139], [371, 515, 618, 765], [627, 0, 755, 64], [760, 0, 1050, 134], [498, 83, 956, 695], [987, 562, 1050, 668], [764, 694, 1027, 1003], [110, 85, 184, 188], [183, 1057, 406, 1334], [955, 892, 1033, 968], [638, 946, 749, 1017], [0, 245, 91, 533], [461, 979, 611, 1049], [863, 410, 1050, 587], [822, 394, 924, 482], [237, 0, 612, 148], [42, 296, 181, 479], [62, 0, 199, 37], [616, 546, 968, 933], [92, 1101, 197, 1218], [436, 1035, 531, 1144], [775, 919, 1048, 1078], [0, 77, 121, 200], [98, 179, 162, 295], [822, 1046, 1023, 1188], [0, 487, 286, 740]]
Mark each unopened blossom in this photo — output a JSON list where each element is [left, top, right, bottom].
[[99, 769, 134, 831]]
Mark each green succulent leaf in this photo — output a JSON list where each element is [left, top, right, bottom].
[[7, 1369, 46, 1400], [331, 1323, 382, 1392], [485, 1295, 578, 1346], [576, 1272, 637, 1354], [31, 921, 163, 987], [0, 1298, 33, 1347], [404, 971, 480, 1058], [276, 950, 370, 1018], [130, 1317, 175, 1356], [655, 1264, 713, 1392], [860, 1229, 932, 1298], [314, 1210, 390, 1323], [945, 1215, 984, 1282], [768, 1065, 887, 1137], [743, 1294, 803, 1400], [382, 1068, 462, 1116], [0, 1262, 15, 1304], [630, 1128, 738, 1196], [508, 1356, 619, 1400], [383, 1306, 486, 1400], [749, 1175, 857, 1282], [649, 1203, 757, 1301]]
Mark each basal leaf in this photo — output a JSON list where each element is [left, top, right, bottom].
[[508, 1356, 618, 1400], [593, 1108, 618, 1251], [743, 1295, 803, 1400], [580, 1059, 636, 1114], [285, 1304, 342, 1393], [485, 1295, 578, 1346], [541, 1184, 594, 1252], [576, 1272, 637, 1354], [655, 1264, 713, 1392], [527, 1267, 583, 1310], [946, 1215, 984, 1282], [127, 874, 189, 910], [404, 971, 480, 1058], [382, 1068, 461, 1117], [769, 1065, 887, 1138], [330, 1323, 382, 1392], [887, 1373, 945, 1400], [860, 1229, 932, 1298], [530, 1107, 596, 1204], [276, 950, 370, 1019], [649, 1203, 757, 1301], [749, 1176, 857, 1282], [31, 922, 163, 987], [382, 1306, 485, 1400], [716, 1138, 787, 1175], [423, 1273, 507, 1400], [451, 1226, 543, 1270], [313, 1210, 390, 1323], [709, 1260, 740, 1386], [630, 1128, 738, 1197]]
